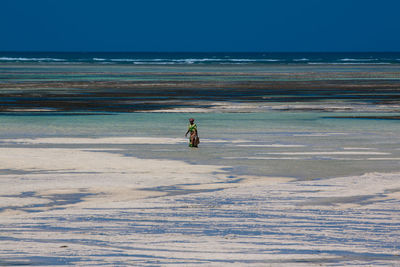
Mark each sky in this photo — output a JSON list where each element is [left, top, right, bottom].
[[1, 0, 400, 52]]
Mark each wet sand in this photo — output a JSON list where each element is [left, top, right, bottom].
[[0, 137, 400, 265]]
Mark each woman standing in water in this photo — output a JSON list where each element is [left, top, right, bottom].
[[185, 118, 200, 147]]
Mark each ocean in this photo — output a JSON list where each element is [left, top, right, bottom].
[[1, 51, 400, 64]]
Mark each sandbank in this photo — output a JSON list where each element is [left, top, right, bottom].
[[1, 136, 400, 265]]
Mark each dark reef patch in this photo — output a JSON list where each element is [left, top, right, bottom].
[[1, 64, 400, 113]]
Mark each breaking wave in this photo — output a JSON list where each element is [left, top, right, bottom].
[[339, 58, 378, 62], [1, 53, 399, 65], [0, 57, 66, 62]]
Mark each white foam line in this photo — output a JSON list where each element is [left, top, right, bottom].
[[137, 108, 211, 113], [329, 158, 365, 161], [197, 138, 250, 143], [339, 58, 377, 62], [223, 157, 305, 160], [231, 140, 258, 144], [343, 147, 375, 150], [0, 137, 187, 145], [265, 152, 390, 155], [367, 158, 400, 160], [293, 133, 348, 137], [308, 62, 391, 65], [236, 144, 305, 148], [0, 137, 251, 145], [226, 156, 399, 161], [0, 57, 66, 61]]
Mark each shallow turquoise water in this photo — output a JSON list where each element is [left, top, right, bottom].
[[1, 111, 400, 180], [1, 111, 399, 138]]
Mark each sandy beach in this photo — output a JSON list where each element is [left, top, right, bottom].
[[1, 135, 400, 265]]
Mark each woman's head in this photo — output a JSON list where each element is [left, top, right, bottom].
[[189, 118, 194, 124]]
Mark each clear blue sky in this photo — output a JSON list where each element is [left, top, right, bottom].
[[1, 0, 399, 52]]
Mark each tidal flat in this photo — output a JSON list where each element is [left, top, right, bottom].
[[1, 61, 400, 265]]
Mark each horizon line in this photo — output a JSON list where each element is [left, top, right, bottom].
[[1, 51, 400, 53]]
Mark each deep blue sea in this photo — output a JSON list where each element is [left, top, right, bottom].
[[1, 52, 400, 65]]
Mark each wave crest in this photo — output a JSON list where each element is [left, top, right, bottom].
[[0, 57, 65, 62]]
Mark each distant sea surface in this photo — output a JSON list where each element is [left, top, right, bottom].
[[1, 52, 400, 65]]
